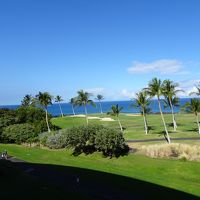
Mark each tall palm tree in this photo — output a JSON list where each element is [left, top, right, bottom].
[[75, 90, 96, 125], [69, 97, 77, 116], [144, 78, 171, 143], [55, 95, 64, 117], [107, 104, 123, 131], [95, 94, 104, 114], [36, 92, 53, 132], [21, 94, 34, 107], [131, 91, 151, 134], [184, 99, 200, 134], [189, 82, 200, 96], [162, 79, 183, 131]]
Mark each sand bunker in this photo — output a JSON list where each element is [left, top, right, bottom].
[[126, 114, 140, 117], [69, 114, 85, 117], [100, 117, 115, 121], [88, 117, 101, 120], [69, 115, 115, 121]]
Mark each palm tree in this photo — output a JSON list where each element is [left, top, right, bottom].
[[75, 90, 96, 125], [184, 99, 200, 134], [69, 97, 77, 116], [189, 82, 200, 96], [95, 94, 104, 114], [55, 95, 64, 117], [162, 79, 183, 131], [21, 94, 34, 107], [144, 78, 171, 143], [131, 91, 151, 134], [107, 104, 123, 131], [36, 92, 53, 132]]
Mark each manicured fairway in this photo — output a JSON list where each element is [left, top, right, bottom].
[[51, 113, 200, 140], [0, 144, 200, 199]]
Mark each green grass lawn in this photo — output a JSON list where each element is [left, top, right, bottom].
[[0, 144, 200, 198], [51, 113, 200, 140]]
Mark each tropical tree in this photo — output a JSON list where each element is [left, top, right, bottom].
[[189, 82, 200, 96], [55, 95, 64, 117], [107, 104, 123, 132], [36, 92, 53, 132], [69, 97, 77, 116], [162, 79, 183, 131], [21, 94, 35, 107], [144, 78, 171, 143], [131, 91, 151, 134], [95, 94, 104, 114], [75, 90, 96, 125], [184, 99, 200, 134]]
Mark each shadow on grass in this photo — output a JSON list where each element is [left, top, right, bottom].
[[185, 126, 198, 132], [147, 125, 155, 131], [72, 145, 129, 158], [0, 159, 200, 200]]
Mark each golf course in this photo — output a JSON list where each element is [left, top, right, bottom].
[[1, 112, 200, 199]]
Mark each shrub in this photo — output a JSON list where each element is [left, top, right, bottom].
[[16, 106, 60, 133], [39, 125, 129, 157], [0, 109, 18, 135], [95, 127, 129, 157], [64, 126, 89, 150], [45, 131, 66, 149], [2, 123, 36, 144], [63, 125, 105, 154], [86, 124, 104, 145], [16, 106, 46, 124]]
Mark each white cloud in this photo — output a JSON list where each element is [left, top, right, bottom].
[[178, 79, 200, 97], [87, 88, 136, 101], [127, 59, 187, 75], [120, 89, 136, 99]]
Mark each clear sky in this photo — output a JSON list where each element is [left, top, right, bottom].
[[0, 0, 200, 105]]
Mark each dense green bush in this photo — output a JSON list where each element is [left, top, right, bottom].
[[16, 106, 56, 133], [2, 123, 36, 144], [0, 109, 18, 133], [86, 124, 104, 145], [0, 106, 60, 142], [64, 126, 89, 150], [0, 116, 17, 133], [41, 125, 128, 157], [95, 128, 129, 157], [0, 108, 17, 118], [0, 109, 18, 142]]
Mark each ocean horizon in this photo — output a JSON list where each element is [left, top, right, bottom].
[[0, 98, 194, 117]]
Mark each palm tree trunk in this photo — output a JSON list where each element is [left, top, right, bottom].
[[195, 113, 200, 134], [158, 98, 170, 143], [72, 105, 75, 116], [169, 98, 177, 131], [59, 103, 64, 117], [117, 117, 123, 132], [45, 108, 51, 132], [84, 104, 88, 125], [142, 109, 148, 135], [99, 101, 103, 114]]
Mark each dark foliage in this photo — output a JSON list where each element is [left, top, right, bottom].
[[2, 123, 37, 144]]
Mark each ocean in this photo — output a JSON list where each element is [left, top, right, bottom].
[[0, 98, 193, 117]]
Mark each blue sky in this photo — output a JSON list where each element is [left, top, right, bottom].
[[0, 0, 200, 105]]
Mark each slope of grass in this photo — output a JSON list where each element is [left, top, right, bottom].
[[1, 144, 200, 198]]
